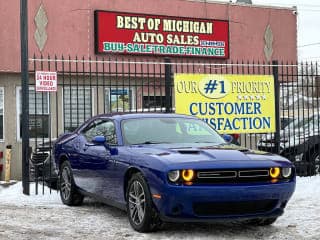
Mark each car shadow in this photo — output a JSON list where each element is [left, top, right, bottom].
[[80, 198, 282, 239]]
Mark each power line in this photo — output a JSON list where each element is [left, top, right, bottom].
[[300, 56, 320, 61], [298, 8, 320, 12], [215, 1, 320, 9], [252, 1, 320, 8], [298, 42, 320, 48]]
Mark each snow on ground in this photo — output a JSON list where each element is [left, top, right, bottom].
[[0, 176, 319, 240]]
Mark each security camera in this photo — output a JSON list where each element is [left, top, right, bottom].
[[292, 6, 298, 15]]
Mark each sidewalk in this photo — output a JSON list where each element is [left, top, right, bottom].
[[0, 180, 18, 188]]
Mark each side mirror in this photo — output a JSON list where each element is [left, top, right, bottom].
[[92, 135, 118, 155], [222, 134, 233, 143], [92, 136, 106, 144]]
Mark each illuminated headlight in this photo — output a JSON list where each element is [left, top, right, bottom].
[[282, 167, 292, 178], [168, 170, 180, 182], [270, 167, 280, 178], [182, 169, 195, 182]]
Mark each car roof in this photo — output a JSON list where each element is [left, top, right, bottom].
[[92, 112, 197, 121]]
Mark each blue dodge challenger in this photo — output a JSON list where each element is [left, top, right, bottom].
[[53, 113, 296, 232]]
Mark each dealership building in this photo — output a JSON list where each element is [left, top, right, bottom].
[[0, 0, 297, 180]]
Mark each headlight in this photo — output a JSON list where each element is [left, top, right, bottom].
[[182, 169, 195, 182], [282, 167, 292, 178], [168, 170, 180, 182], [270, 167, 280, 178]]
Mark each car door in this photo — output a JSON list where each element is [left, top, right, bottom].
[[93, 120, 128, 202], [76, 118, 125, 202], [75, 119, 113, 195]]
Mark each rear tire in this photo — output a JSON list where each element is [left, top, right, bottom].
[[59, 161, 84, 206], [126, 172, 162, 232]]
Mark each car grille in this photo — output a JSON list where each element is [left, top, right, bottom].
[[198, 171, 237, 179], [31, 152, 49, 165], [195, 169, 271, 184], [193, 199, 278, 216]]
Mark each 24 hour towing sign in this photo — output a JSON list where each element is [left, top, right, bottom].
[[175, 74, 275, 134], [95, 11, 229, 58], [35, 71, 57, 92]]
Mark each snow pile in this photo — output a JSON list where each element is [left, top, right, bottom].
[[0, 181, 62, 207]]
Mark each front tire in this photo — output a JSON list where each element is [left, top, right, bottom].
[[59, 161, 84, 206], [309, 150, 320, 175], [126, 173, 161, 232]]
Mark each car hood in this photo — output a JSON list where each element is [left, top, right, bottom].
[[126, 143, 290, 169]]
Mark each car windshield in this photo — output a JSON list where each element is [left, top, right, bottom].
[[121, 117, 225, 145], [285, 117, 307, 130], [285, 114, 319, 131]]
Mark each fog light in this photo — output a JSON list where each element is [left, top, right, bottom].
[[282, 167, 292, 178], [270, 167, 280, 178], [168, 170, 180, 182], [182, 169, 194, 182]]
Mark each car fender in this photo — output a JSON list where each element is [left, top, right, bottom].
[[306, 135, 320, 148], [294, 135, 320, 157], [55, 152, 71, 170], [123, 164, 166, 203]]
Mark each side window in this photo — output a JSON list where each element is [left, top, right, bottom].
[[82, 119, 117, 145], [82, 121, 98, 142]]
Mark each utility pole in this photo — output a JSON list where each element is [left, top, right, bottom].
[[20, 0, 30, 195]]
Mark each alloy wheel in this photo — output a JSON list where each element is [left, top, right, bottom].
[[315, 154, 320, 174], [60, 166, 72, 200], [128, 180, 146, 225]]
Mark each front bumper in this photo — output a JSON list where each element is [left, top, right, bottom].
[[151, 181, 296, 222]]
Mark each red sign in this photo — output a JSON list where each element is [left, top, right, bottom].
[[95, 11, 229, 58], [35, 71, 57, 92]]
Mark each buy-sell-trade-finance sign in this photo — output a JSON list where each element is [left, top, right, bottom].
[[175, 74, 275, 134], [95, 11, 229, 58]]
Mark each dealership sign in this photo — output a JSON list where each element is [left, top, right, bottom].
[[174, 74, 275, 134], [95, 11, 229, 58], [35, 71, 57, 92]]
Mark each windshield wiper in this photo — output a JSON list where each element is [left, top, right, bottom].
[[132, 141, 170, 145]]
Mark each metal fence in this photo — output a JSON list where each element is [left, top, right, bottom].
[[26, 56, 320, 193]]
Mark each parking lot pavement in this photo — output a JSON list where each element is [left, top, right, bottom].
[[0, 178, 319, 240]]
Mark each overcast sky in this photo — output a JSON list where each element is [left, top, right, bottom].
[[214, 0, 320, 61]]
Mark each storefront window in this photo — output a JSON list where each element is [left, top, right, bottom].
[[105, 88, 135, 113], [64, 87, 92, 132], [17, 87, 50, 139], [143, 96, 171, 109]]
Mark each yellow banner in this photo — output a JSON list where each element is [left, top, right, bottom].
[[174, 74, 275, 134]]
